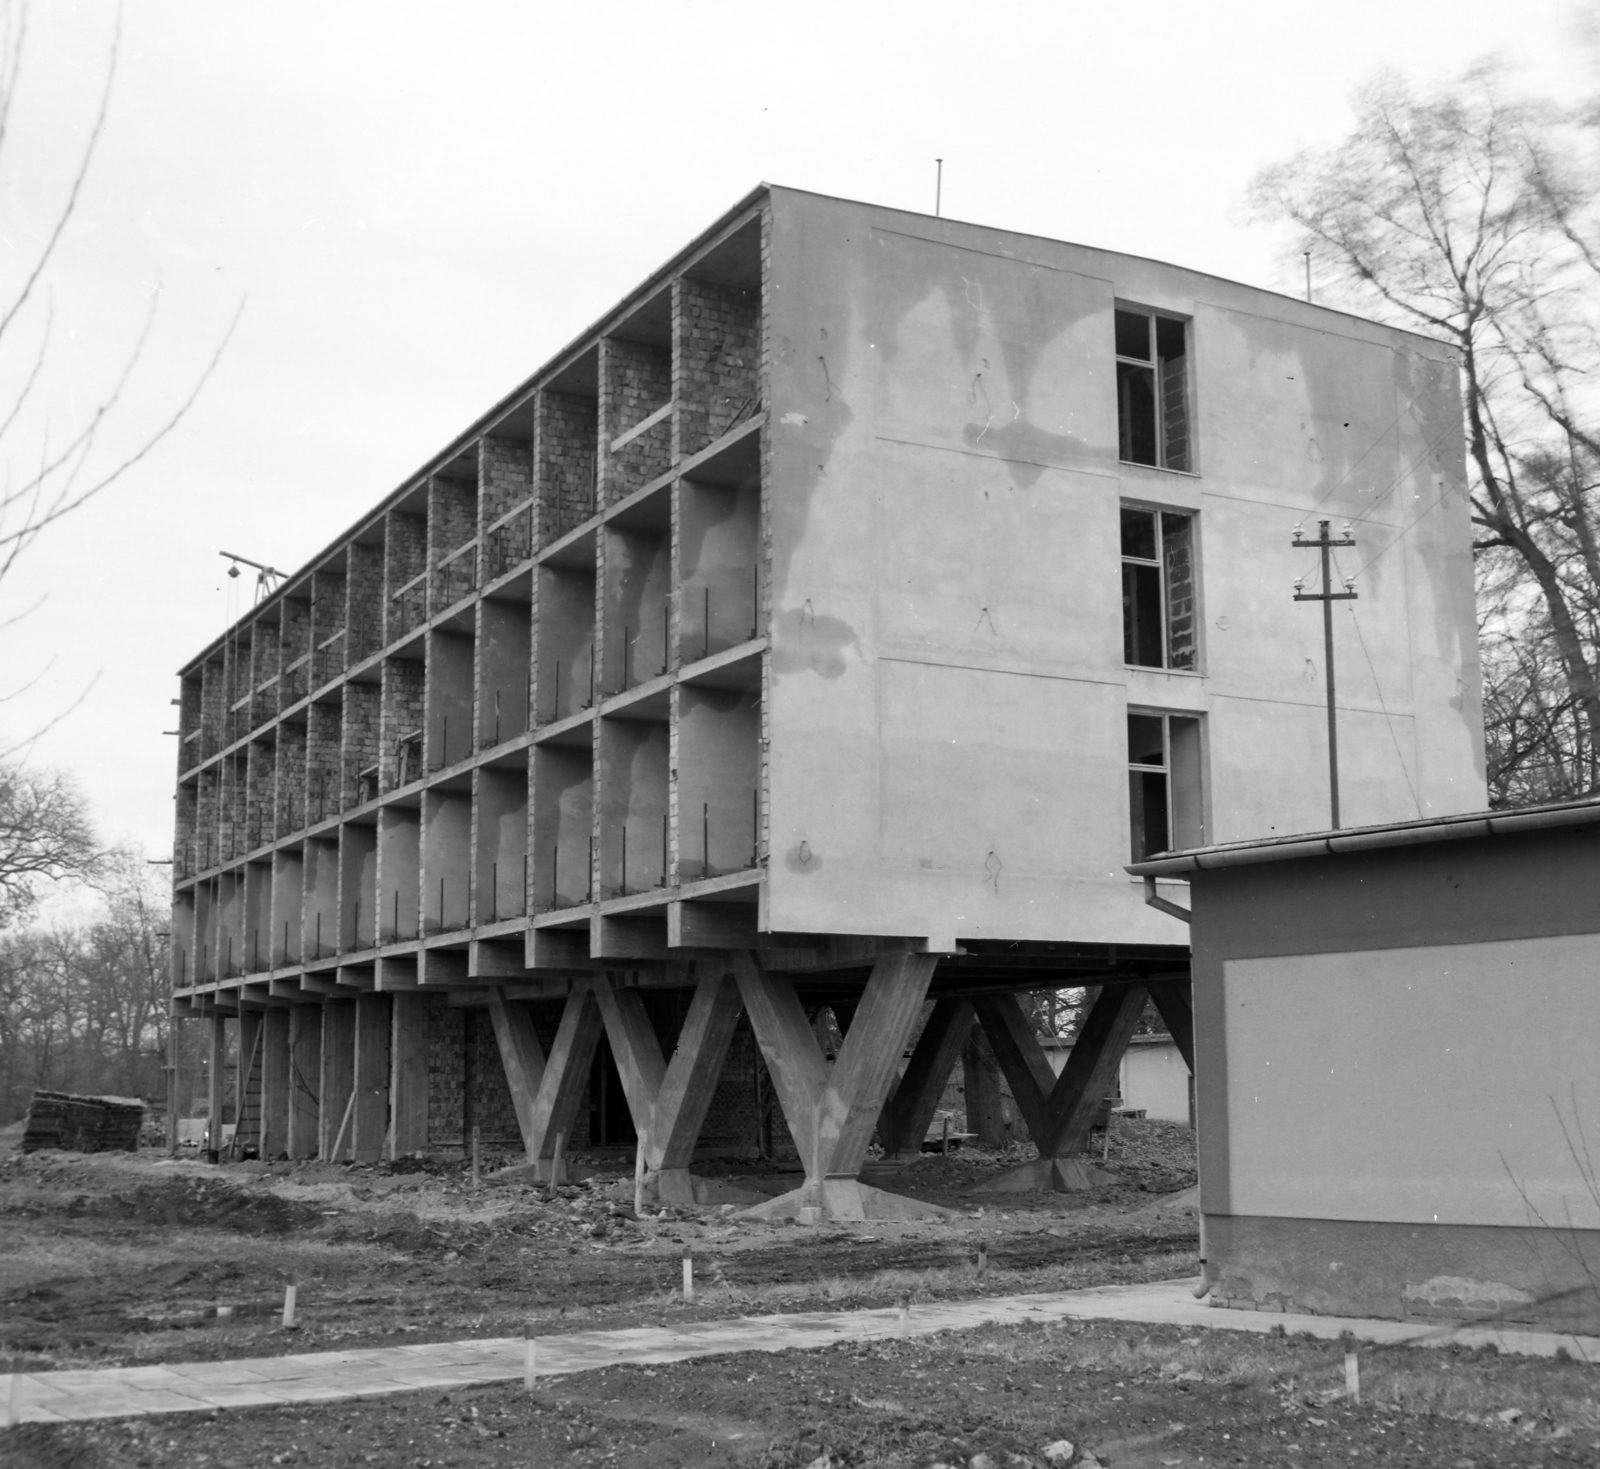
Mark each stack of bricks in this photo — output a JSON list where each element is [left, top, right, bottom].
[[600, 340, 671, 504], [537, 392, 598, 539], [346, 542, 385, 663], [674, 279, 759, 459]]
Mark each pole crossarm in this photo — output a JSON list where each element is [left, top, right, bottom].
[[1292, 518, 1358, 829]]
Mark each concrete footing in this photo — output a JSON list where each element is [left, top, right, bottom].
[[651, 1167, 764, 1208], [744, 1177, 957, 1222], [971, 1156, 1121, 1193]]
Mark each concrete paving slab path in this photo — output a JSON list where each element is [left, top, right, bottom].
[[4, 1279, 1596, 1428]]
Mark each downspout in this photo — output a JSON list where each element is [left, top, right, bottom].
[[1143, 876, 1210, 1295], [1143, 875, 1190, 924]]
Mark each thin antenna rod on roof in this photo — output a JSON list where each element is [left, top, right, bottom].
[[1304, 251, 1312, 304], [935, 158, 943, 217]]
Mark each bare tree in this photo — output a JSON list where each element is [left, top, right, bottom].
[[0, 762, 98, 931], [1251, 64, 1600, 803]]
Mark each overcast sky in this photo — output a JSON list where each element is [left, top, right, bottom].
[[3, 0, 1595, 865]]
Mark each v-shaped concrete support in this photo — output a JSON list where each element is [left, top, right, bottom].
[[973, 984, 1148, 1192], [487, 981, 602, 1182], [876, 997, 975, 1160], [1146, 977, 1194, 1072], [592, 968, 753, 1206], [732, 949, 948, 1221]]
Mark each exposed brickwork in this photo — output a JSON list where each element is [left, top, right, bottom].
[[465, 1008, 520, 1146], [600, 338, 671, 505], [175, 780, 198, 879], [385, 511, 427, 643], [275, 721, 306, 837], [481, 437, 533, 527], [427, 997, 465, 1145], [342, 681, 382, 806], [346, 542, 385, 663], [245, 740, 275, 851], [200, 659, 226, 759], [486, 504, 534, 582], [381, 657, 426, 789], [538, 391, 597, 539], [674, 278, 759, 459], [307, 702, 343, 825], [195, 767, 218, 869], [430, 476, 477, 565]]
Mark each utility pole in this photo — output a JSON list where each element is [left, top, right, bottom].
[[1293, 519, 1357, 827]]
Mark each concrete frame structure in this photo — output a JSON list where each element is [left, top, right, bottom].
[[1132, 800, 1600, 1333], [170, 185, 1484, 1216]]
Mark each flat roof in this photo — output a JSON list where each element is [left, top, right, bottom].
[[1126, 795, 1600, 877]]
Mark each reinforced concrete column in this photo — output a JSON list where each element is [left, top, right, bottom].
[[486, 981, 602, 1181], [388, 991, 430, 1158], [319, 1001, 357, 1160], [973, 985, 1148, 1192], [260, 1009, 290, 1158], [734, 949, 939, 1221], [593, 967, 746, 1206], [352, 992, 392, 1162], [287, 1005, 322, 1159]]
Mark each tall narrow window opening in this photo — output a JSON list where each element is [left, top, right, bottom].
[[1115, 308, 1190, 471], [1121, 506, 1197, 670], [1128, 711, 1204, 861]]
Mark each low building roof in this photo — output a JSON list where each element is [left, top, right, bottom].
[[1126, 795, 1600, 878]]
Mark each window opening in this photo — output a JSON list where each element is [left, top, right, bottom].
[[1115, 308, 1190, 471], [1121, 506, 1196, 670], [1128, 711, 1203, 860]]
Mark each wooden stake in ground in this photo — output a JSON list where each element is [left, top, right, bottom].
[[897, 1292, 910, 1337], [5, 1368, 18, 1429], [524, 1322, 537, 1391], [633, 1134, 646, 1216], [682, 1250, 695, 1304], [552, 1129, 567, 1186], [941, 1115, 950, 1155], [328, 1091, 356, 1164], [282, 1275, 298, 1330], [471, 1126, 480, 1192], [977, 1242, 988, 1278], [1345, 1348, 1360, 1404]]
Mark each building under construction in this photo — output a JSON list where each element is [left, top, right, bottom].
[[169, 185, 1485, 1217]]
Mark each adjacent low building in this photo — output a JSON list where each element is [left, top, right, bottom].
[[1131, 799, 1600, 1332]]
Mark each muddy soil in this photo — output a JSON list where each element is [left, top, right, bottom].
[[9, 1318, 1599, 1468], [0, 1121, 1199, 1371]]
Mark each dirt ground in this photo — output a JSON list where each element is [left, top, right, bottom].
[[0, 1120, 1199, 1373], [5, 1121, 1599, 1467]]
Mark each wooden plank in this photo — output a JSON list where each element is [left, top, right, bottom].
[[388, 991, 430, 1156], [286, 1006, 322, 1159], [352, 992, 391, 1162], [259, 1010, 290, 1157], [318, 1001, 356, 1160], [207, 1014, 227, 1152], [876, 997, 974, 1157]]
